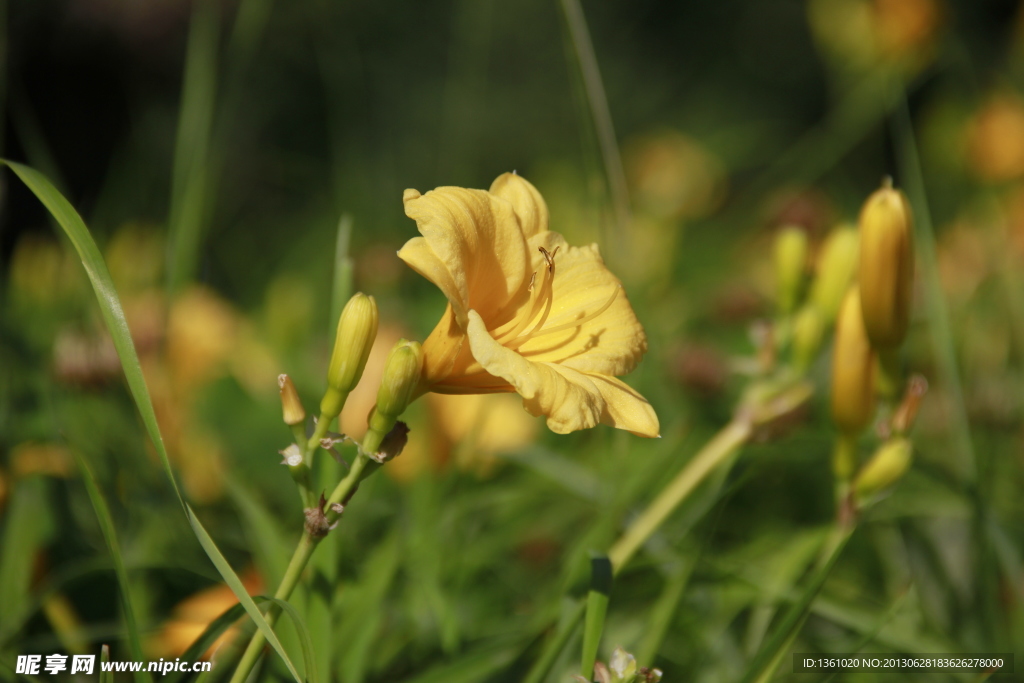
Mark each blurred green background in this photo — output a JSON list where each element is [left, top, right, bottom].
[[3, 0, 1024, 681]]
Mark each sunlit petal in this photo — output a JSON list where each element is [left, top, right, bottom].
[[396, 235, 465, 321], [489, 172, 549, 239], [511, 232, 647, 376], [467, 311, 658, 436], [399, 185, 529, 327], [405, 174, 658, 437]]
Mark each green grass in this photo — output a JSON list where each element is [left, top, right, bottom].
[[4, 2, 1024, 682]]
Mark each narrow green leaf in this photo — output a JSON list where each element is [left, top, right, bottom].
[[99, 645, 112, 683], [186, 504, 304, 683], [0, 477, 50, 638], [580, 555, 612, 681], [1, 655, 44, 683], [1, 160, 305, 683], [635, 558, 693, 665], [404, 639, 522, 683], [523, 599, 586, 683], [501, 447, 602, 501], [739, 524, 855, 683], [265, 598, 319, 683], [330, 213, 354, 335], [224, 476, 291, 589], [892, 90, 977, 483], [226, 0, 273, 74], [167, 0, 219, 293], [70, 449, 151, 683], [558, 0, 630, 259], [337, 531, 402, 683]]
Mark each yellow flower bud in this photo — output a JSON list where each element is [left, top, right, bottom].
[[858, 181, 914, 349], [321, 293, 379, 418], [278, 374, 306, 426], [810, 226, 859, 323], [375, 340, 423, 420], [791, 305, 824, 372], [364, 340, 423, 455], [774, 225, 809, 314], [854, 437, 912, 498], [830, 288, 876, 434]]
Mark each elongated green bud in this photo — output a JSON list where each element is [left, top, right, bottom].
[[774, 225, 809, 314], [854, 437, 912, 498], [810, 226, 859, 324], [375, 340, 423, 420], [858, 180, 914, 349], [364, 339, 423, 456], [830, 288, 876, 435], [791, 305, 824, 373], [320, 293, 378, 418]]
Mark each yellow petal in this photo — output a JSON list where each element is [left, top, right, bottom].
[[586, 374, 661, 438], [488, 172, 549, 239], [466, 310, 659, 436], [396, 236, 465, 321], [418, 304, 512, 393], [399, 185, 530, 327], [508, 232, 647, 376]]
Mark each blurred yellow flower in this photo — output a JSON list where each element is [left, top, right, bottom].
[[966, 91, 1024, 183], [430, 393, 539, 475], [149, 571, 263, 659], [624, 130, 725, 221], [11, 442, 75, 479], [399, 173, 659, 437]]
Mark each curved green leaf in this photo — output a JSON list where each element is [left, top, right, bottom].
[[71, 449, 151, 683], [264, 598, 319, 683], [1, 159, 304, 683]]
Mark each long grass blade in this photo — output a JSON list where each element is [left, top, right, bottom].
[[523, 599, 586, 683], [580, 555, 612, 680], [892, 91, 976, 483], [166, 603, 247, 683], [635, 558, 693, 665], [185, 505, 303, 683], [167, 0, 219, 293], [739, 524, 855, 683], [330, 213, 354, 334], [0, 477, 48, 641], [265, 598, 319, 683], [99, 645, 112, 683], [224, 476, 291, 590], [70, 449, 151, 683], [1, 159, 305, 683], [558, 0, 631, 256]]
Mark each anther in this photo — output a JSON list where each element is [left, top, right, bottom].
[[538, 246, 559, 273]]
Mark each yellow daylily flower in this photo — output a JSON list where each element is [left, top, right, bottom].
[[398, 172, 659, 437]]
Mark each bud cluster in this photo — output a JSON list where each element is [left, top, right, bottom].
[[768, 177, 923, 513], [272, 292, 424, 516]]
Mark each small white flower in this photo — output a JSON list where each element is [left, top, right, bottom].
[[278, 443, 303, 467], [609, 647, 637, 680]]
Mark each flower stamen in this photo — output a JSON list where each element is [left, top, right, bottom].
[[494, 247, 559, 343], [509, 286, 620, 350]]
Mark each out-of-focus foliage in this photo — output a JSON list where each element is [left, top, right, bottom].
[[2, 0, 1024, 681]]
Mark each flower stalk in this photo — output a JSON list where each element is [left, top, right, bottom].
[[229, 450, 374, 683]]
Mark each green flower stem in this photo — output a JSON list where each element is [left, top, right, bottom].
[[229, 451, 374, 683], [306, 412, 335, 457], [523, 601, 587, 683], [608, 418, 753, 574], [524, 418, 754, 683]]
